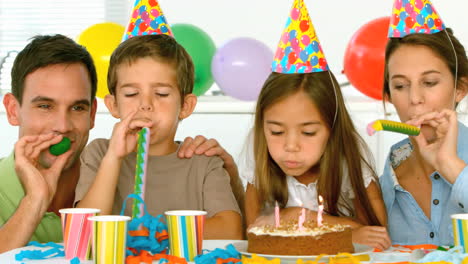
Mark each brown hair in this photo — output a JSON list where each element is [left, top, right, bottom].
[[254, 71, 382, 225], [11, 34, 97, 104], [383, 28, 468, 101], [107, 34, 194, 99]]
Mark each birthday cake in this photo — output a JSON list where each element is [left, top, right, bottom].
[[247, 221, 354, 256]]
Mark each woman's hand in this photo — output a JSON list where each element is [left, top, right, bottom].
[[408, 109, 466, 183]]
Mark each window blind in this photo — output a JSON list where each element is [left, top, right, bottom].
[[0, 0, 130, 94]]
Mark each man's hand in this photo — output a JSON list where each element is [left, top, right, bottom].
[[15, 133, 72, 210]]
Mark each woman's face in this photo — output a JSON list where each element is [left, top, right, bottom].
[[387, 44, 466, 140]]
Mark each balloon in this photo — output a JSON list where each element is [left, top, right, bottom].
[[77, 22, 125, 99], [212, 38, 273, 101], [343, 17, 389, 100], [171, 24, 216, 96]]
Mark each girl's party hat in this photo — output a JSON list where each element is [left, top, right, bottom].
[[272, 0, 329, 74], [123, 0, 173, 41], [388, 0, 446, 38]]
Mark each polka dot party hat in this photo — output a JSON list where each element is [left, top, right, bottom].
[[388, 0, 446, 38], [123, 0, 173, 41], [272, 0, 329, 74]]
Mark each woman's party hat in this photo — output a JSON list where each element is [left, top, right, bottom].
[[272, 0, 329, 74], [388, 0, 446, 38], [123, 0, 173, 41]]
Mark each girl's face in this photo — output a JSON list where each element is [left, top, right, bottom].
[[387, 45, 466, 140], [263, 90, 330, 179]]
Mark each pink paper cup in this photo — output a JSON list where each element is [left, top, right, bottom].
[[88, 215, 131, 264], [165, 210, 207, 261], [59, 208, 100, 260]]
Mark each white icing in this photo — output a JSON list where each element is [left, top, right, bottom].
[[248, 223, 350, 237]]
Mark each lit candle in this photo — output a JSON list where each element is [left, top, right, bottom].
[[275, 201, 280, 228], [299, 207, 306, 231], [295, 199, 306, 231], [317, 195, 324, 227]]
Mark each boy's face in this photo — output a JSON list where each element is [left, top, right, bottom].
[[6, 63, 97, 170], [108, 57, 192, 154]]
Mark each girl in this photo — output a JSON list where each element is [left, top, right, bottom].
[[380, 28, 468, 245], [245, 71, 391, 250]]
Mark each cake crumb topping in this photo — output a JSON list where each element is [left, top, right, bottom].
[[248, 220, 350, 237]]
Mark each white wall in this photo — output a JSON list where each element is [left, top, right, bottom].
[[1, 0, 468, 176], [160, 0, 468, 77]]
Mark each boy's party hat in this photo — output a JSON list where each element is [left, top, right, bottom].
[[388, 0, 445, 38], [272, 0, 329, 74], [123, 0, 173, 41]]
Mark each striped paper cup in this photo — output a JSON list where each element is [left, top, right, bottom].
[[59, 208, 100, 260], [165, 210, 207, 261], [88, 215, 131, 264], [452, 214, 468, 253]]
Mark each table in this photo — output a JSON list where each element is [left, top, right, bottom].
[[0, 240, 416, 264]]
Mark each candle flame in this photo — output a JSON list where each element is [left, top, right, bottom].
[[294, 198, 303, 207]]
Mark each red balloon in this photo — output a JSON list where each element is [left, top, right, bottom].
[[318, 58, 326, 67], [300, 20, 310, 32], [343, 16, 389, 100], [288, 52, 298, 64], [405, 17, 416, 28], [139, 22, 149, 32], [128, 23, 135, 33]]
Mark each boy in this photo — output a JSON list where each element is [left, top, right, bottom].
[[75, 34, 242, 239]]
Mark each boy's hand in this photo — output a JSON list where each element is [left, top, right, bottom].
[[107, 110, 153, 159], [352, 226, 391, 250], [14, 134, 73, 209]]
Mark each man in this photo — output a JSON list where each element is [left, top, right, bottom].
[[0, 34, 98, 252]]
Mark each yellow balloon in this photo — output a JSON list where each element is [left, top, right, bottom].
[[77, 22, 125, 99]]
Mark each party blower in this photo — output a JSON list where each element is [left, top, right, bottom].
[[367, 120, 420, 136]]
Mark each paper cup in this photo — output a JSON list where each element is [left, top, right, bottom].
[[59, 208, 100, 260], [88, 215, 131, 264], [452, 214, 468, 253], [165, 210, 207, 261]]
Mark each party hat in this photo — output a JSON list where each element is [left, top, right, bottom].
[[272, 0, 329, 74], [123, 0, 173, 41], [388, 0, 445, 38]]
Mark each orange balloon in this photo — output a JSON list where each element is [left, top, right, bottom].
[[343, 17, 390, 100], [77, 22, 124, 99]]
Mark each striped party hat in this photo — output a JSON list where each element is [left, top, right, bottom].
[[272, 0, 329, 74], [388, 0, 446, 38], [123, 0, 173, 41]]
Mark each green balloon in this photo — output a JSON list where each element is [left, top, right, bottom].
[[171, 23, 216, 96], [49, 137, 71, 156]]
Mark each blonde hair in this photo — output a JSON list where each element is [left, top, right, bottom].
[[253, 71, 382, 225]]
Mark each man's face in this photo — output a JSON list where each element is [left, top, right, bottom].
[[11, 63, 97, 169]]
